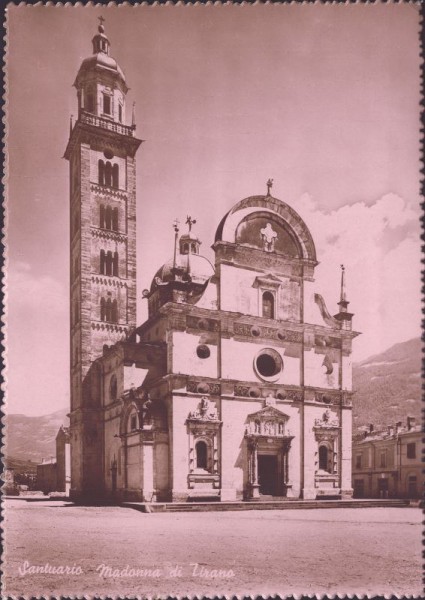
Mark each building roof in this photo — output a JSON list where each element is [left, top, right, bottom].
[[354, 421, 421, 445]]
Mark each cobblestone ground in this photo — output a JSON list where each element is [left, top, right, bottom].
[[3, 500, 422, 598]]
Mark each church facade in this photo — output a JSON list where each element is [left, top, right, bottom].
[[65, 23, 359, 503]]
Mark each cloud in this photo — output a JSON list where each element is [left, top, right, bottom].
[[7, 261, 68, 314], [6, 262, 69, 416], [296, 193, 421, 360]]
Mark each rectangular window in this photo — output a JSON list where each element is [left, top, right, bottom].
[[380, 451, 387, 468], [103, 94, 111, 115], [355, 454, 362, 469], [406, 443, 416, 459], [86, 93, 94, 113], [118, 104, 123, 123]]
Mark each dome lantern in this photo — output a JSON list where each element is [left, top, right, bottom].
[[92, 17, 111, 56]]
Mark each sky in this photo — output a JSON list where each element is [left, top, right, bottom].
[[6, 4, 421, 416]]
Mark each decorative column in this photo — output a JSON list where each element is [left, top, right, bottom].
[[249, 439, 260, 499], [283, 439, 294, 497]]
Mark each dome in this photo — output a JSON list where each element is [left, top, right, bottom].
[[75, 53, 127, 89], [79, 53, 126, 81], [215, 194, 317, 263], [150, 252, 215, 293], [74, 24, 127, 91]]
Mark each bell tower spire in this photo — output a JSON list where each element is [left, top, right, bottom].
[[338, 264, 348, 311], [92, 16, 110, 55], [334, 264, 354, 329]]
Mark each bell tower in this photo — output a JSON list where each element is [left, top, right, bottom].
[[64, 19, 142, 498]]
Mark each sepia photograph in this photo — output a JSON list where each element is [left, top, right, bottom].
[[3, 3, 422, 598]]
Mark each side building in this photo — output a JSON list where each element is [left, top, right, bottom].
[[36, 426, 71, 495], [352, 417, 422, 499]]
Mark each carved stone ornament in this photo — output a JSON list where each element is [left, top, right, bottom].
[[233, 322, 302, 343], [314, 409, 339, 428], [188, 397, 219, 421], [263, 393, 276, 407], [315, 391, 341, 405], [245, 405, 290, 438], [187, 380, 221, 396]]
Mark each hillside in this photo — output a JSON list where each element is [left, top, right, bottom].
[[3, 339, 421, 463], [4, 456, 38, 475], [4, 407, 69, 464], [352, 337, 421, 429]]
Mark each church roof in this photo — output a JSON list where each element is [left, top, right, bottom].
[[214, 193, 317, 264], [77, 53, 126, 84]]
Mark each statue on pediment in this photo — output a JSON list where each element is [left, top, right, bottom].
[[188, 396, 218, 421]]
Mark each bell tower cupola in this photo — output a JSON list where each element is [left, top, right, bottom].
[[74, 17, 129, 124], [92, 17, 110, 55]]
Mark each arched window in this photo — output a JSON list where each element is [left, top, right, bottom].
[[100, 204, 105, 228], [105, 297, 112, 321], [110, 374, 117, 401], [98, 160, 105, 186], [104, 162, 112, 187], [105, 205, 112, 230], [195, 441, 208, 470], [112, 208, 119, 232], [112, 164, 119, 189], [104, 251, 112, 276], [113, 252, 119, 277], [191, 243, 196, 253], [262, 291, 275, 319], [319, 445, 330, 472], [100, 297, 106, 321], [100, 250, 105, 275], [129, 413, 138, 432], [111, 299, 118, 323]]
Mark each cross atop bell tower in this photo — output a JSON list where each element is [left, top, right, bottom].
[[64, 21, 142, 498]]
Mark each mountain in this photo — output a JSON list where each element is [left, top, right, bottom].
[[4, 407, 69, 464], [352, 337, 421, 429], [4, 456, 38, 475], [3, 339, 421, 463]]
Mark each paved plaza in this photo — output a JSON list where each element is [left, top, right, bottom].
[[3, 499, 422, 597]]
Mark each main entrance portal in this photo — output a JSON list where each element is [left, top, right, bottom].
[[258, 454, 278, 495], [244, 401, 294, 499]]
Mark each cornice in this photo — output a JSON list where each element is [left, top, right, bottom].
[[91, 275, 128, 288], [91, 227, 128, 243], [90, 184, 128, 201], [64, 121, 142, 160]]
